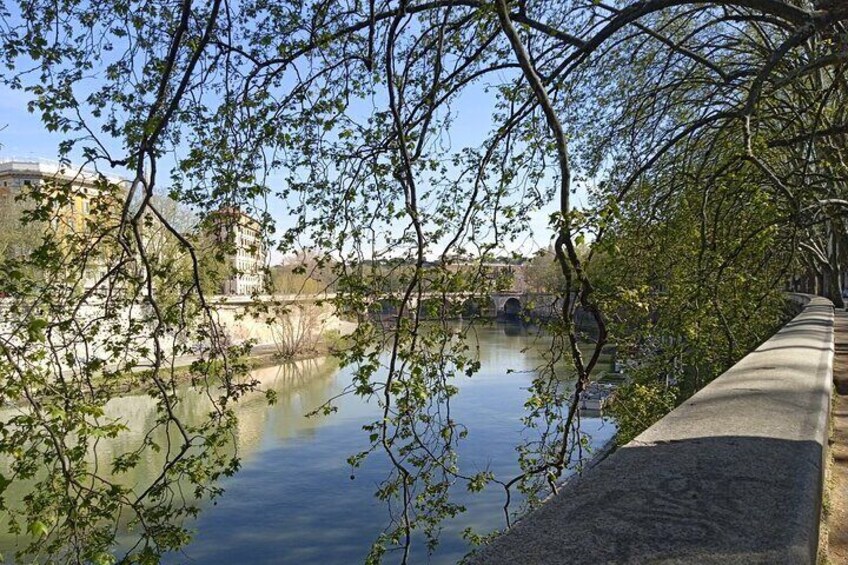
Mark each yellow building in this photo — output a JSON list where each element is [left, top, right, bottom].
[[0, 158, 127, 236]]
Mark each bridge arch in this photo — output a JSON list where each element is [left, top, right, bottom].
[[503, 296, 522, 318], [462, 298, 481, 318]]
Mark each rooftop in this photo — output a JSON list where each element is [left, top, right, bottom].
[[0, 157, 128, 187]]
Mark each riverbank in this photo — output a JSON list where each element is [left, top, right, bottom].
[[124, 317, 359, 387], [122, 332, 351, 390], [4, 328, 354, 409]]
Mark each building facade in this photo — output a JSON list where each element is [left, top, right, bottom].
[[0, 158, 126, 235], [2, 160, 269, 296], [207, 208, 268, 296]]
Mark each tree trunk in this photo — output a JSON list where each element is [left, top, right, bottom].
[[827, 225, 845, 308], [823, 263, 845, 308]]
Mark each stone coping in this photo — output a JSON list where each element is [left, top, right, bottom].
[[468, 294, 833, 564]]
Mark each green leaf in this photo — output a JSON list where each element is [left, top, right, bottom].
[[28, 520, 49, 538], [26, 318, 48, 342]]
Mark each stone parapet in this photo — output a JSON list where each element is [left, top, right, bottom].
[[469, 295, 833, 564]]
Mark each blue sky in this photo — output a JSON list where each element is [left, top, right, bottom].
[[0, 74, 575, 262], [0, 85, 68, 159]]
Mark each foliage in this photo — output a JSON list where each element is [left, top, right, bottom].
[[0, 0, 846, 562], [196, 233, 233, 296], [271, 265, 324, 295], [0, 191, 44, 261], [608, 382, 678, 446], [524, 243, 591, 293], [269, 303, 324, 359], [586, 149, 792, 439]]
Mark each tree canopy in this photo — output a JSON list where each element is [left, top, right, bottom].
[[0, 0, 847, 561]]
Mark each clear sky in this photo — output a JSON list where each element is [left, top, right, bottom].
[[0, 85, 70, 159], [0, 71, 586, 263]]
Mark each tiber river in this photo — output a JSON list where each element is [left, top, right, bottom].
[[1, 324, 616, 564]]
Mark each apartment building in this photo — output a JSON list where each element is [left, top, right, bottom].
[[207, 207, 268, 296], [1, 160, 268, 296], [0, 158, 131, 291], [0, 158, 126, 235]]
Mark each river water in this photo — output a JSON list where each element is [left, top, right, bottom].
[[1, 323, 616, 564]]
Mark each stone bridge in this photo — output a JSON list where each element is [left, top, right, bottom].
[[210, 292, 583, 321], [365, 292, 565, 319]]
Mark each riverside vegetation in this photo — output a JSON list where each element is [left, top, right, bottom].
[[0, 0, 846, 562]]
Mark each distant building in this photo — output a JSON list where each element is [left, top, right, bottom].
[[1, 160, 269, 295], [0, 158, 126, 236], [207, 207, 268, 295], [0, 159, 131, 290]]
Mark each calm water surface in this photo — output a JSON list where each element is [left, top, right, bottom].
[[168, 324, 615, 564], [3, 324, 616, 564]]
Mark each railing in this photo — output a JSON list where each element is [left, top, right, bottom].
[[469, 294, 833, 564]]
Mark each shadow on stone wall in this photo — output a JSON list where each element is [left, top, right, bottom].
[[468, 435, 822, 564]]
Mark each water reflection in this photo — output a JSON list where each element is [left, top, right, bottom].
[[167, 323, 614, 564], [0, 324, 615, 564]]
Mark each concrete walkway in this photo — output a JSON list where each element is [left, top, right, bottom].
[[826, 310, 848, 562]]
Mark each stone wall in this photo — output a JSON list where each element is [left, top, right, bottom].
[[211, 299, 354, 347], [469, 295, 833, 564]]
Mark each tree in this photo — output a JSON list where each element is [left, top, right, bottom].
[[524, 242, 593, 293], [270, 251, 333, 295], [0, 192, 43, 261], [1, 0, 847, 562], [269, 302, 325, 359]]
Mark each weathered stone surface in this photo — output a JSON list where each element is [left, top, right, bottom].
[[468, 296, 833, 565], [822, 310, 848, 561]]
